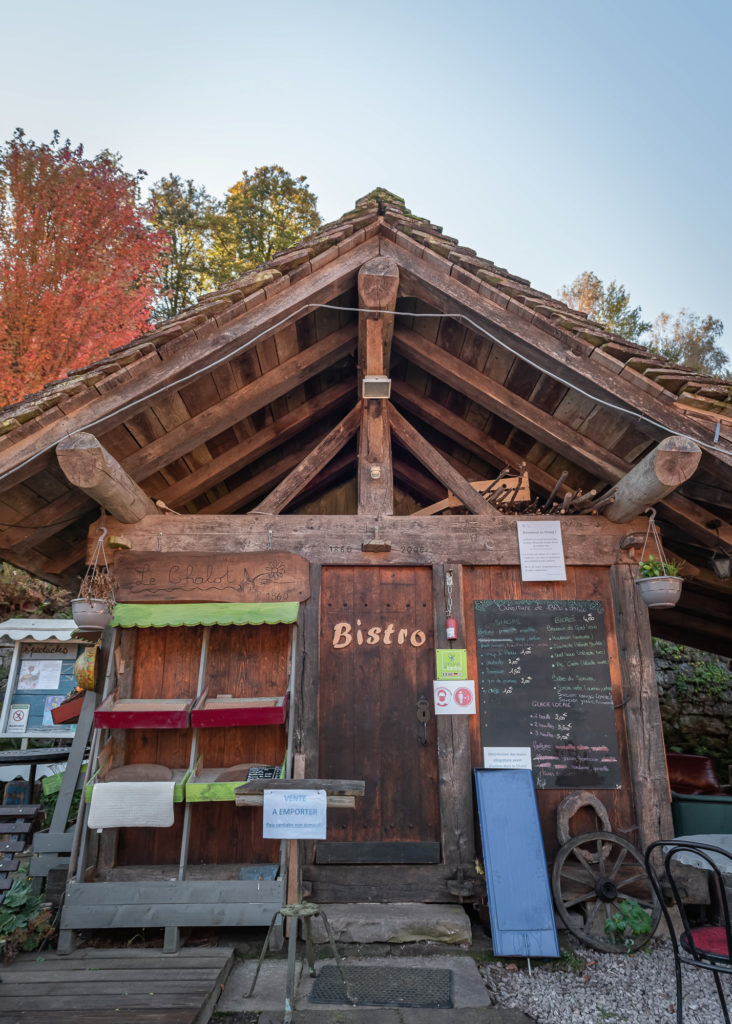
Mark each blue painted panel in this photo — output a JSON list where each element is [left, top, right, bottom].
[[475, 768, 559, 958]]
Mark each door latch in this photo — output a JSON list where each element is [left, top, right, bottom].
[[416, 695, 431, 745]]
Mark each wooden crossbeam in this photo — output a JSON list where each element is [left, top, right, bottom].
[[155, 380, 354, 509], [389, 405, 499, 517], [56, 433, 160, 524], [253, 404, 362, 515], [603, 436, 702, 523]]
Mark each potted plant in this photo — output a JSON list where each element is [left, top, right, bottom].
[[71, 527, 116, 631], [635, 511, 684, 609]]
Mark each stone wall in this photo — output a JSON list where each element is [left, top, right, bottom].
[[655, 639, 732, 778]]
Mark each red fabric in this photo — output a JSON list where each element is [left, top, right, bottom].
[[667, 754, 722, 795], [682, 926, 731, 958]]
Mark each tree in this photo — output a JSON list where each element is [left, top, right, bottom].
[[209, 165, 322, 285], [559, 271, 650, 343], [648, 310, 728, 377], [0, 129, 167, 406], [150, 175, 218, 319]]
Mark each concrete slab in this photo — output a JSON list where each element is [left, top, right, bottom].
[[307, 903, 472, 946], [256, 1009, 532, 1023], [219, 954, 496, 1014]]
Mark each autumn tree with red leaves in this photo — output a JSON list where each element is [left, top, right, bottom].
[[0, 129, 167, 405]]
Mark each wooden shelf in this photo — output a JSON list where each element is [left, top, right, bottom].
[[191, 692, 289, 727], [95, 695, 194, 729]]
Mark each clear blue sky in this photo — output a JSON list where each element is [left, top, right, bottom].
[[3, 0, 730, 362]]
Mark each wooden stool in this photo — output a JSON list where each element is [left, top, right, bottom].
[[248, 901, 355, 1020]]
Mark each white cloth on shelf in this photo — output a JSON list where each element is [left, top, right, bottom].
[[87, 780, 176, 829]]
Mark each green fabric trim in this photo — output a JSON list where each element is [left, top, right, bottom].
[[111, 602, 299, 629]]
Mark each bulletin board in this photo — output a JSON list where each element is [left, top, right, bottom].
[[0, 642, 80, 738]]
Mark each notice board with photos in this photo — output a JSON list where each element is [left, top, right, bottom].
[[0, 644, 79, 738], [474, 599, 621, 789]]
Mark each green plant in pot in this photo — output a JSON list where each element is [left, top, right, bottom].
[[635, 513, 684, 609]]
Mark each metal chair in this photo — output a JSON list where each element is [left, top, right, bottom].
[[645, 839, 732, 1024]]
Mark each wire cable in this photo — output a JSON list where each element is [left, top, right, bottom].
[[1, 300, 730, 491]]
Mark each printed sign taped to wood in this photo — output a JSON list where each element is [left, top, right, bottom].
[[474, 599, 621, 790], [113, 551, 310, 603]]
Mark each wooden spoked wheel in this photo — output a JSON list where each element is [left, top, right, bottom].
[[552, 831, 661, 953]]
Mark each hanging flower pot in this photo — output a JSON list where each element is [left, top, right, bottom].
[[72, 526, 116, 631], [635, 510, 684, 610]]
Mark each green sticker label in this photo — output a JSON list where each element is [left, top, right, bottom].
[[435, 649, 468, 679]]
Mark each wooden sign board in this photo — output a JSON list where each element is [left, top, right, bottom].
[[113, 552, 310, 603]]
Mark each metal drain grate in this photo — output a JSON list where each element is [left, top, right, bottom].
[[309, 965, 453, 1008]]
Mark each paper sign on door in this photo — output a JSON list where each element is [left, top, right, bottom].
[[433, 680, 476, 715]]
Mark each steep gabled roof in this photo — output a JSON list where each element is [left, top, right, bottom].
[[0, 188, 729, 652]]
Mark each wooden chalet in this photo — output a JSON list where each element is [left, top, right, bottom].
[[0, 187, 730, 948]]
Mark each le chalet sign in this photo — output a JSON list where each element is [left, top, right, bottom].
[[113, 552, 310, 604]]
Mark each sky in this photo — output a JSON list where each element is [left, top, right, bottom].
[[3, 0, 731, 363]]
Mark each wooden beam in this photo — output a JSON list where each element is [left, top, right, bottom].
[[603, 436, 702, 523], [391, 377, 569, 498], [389, 406, 500, 517], [358, 256, 399, 380], [394, 326, 629, 482], [0, 235, 379, 491], [610, 563, 674, 849], [56, 433, 160, 523], [357, 258, 398, 516], [358, 400, 393, 515], [0, 490, 96, 552], [253, 404, 362, 515], [384, 236, 730, 470], [122, 323, 358, 482], [393, 327, 731, 550], [199, 449, 303, 515], [155, 380, 354, 509], [393, 457, 446, 505]]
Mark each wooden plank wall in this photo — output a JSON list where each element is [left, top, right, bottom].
[[462, 566, 635, 859]]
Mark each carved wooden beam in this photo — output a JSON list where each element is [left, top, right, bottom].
[[357, 257, 398, 515], [389, 406, 500, 517], [603, 436, 702, 523], [253, 404, 362, 515], [56, 433, 160, 523]]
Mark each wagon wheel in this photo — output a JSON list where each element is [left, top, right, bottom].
[[552, 831, 661, 953]]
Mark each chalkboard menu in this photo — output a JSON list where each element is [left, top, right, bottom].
[[474, 600, 621, 790]]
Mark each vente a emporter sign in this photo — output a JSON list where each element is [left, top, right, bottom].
[[263, 789, 327, 839]]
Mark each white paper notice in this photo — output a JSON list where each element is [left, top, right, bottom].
[[17, 659, 63, 691], [433, 680, 476, 715], [263, 789, 327, 839], [483, 747, 533, 770], [517, 521, 567, 581]]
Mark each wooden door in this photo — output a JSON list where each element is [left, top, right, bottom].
[[318, 566, 440, 851]]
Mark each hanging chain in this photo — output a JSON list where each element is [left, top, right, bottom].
[[639, 508, 667, 567], [445, 570, 454, 618]]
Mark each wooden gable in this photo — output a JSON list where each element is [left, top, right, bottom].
[[0, 187, 729, 653]]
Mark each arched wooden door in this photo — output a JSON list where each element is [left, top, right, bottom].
[[318, 566, 440, 856]]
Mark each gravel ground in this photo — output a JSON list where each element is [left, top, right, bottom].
[[480, 939, 732, 1024]]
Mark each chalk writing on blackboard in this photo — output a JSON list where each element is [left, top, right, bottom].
[[474, 600, 621, 790]]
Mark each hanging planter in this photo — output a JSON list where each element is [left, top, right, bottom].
[[635, 509, 684, 609], [72, 526, 116, 631]]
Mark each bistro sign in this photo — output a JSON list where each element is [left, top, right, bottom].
[[332, 620, 427, 648]]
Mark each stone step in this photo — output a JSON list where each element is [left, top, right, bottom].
[[307, 902, 472, 946]]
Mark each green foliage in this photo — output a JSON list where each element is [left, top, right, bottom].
[[648, 309, 728, 377], [638, 554, 683, 578], [603, 898, 653, 952], [559, 271, 650, 343], [209, 165, 322, 285], [150, 175, 218, 319], [0, 872, 54, 961]]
